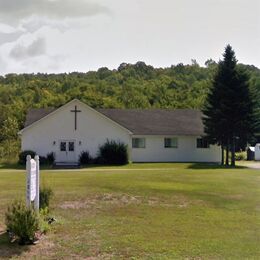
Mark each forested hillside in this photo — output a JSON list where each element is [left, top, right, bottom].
[[0, 61, 259, 160]]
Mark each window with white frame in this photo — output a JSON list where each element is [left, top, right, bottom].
[[164, 137, 178, 148], [132, 138, 146, 148], [197, 138, 209, 148]]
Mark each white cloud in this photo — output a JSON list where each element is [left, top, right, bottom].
[[20, 16, 69, 34], [0, 31, 24, 45], [0, 0, 110, 53], [19, 54, 67, 73], [0, 54, 7, 73], [0, 23, 18, 33], [0, 0, 109, 25], [0, 0, 258, 75], [10, 38, 46, 60]]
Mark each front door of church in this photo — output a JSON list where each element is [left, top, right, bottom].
[[57, 140, 76, 162]]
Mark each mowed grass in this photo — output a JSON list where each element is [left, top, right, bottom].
[[0, 163, 259, 259]]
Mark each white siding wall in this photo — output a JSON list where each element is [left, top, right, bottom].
[[255, 144, 260, 161], [131, 135, 221, 163], [21, 100, 131, 161]]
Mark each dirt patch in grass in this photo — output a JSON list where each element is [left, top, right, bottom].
[[225, 194, 243, 200], [205, 192, 244, 201], [59, 193, 205, 210], [59, 194, 142, 210], [0, 232, 55, 259], [97, 193, 141, 204], [60, 201, 91, 210], [148, 195, 206, 208], [147, 196, 184, 207], [83, 253, 115, 260], [0, 225, 5, 233], [21, 238, 55, 259]]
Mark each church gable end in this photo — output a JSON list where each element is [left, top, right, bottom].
[[19, 99, 132, 135]]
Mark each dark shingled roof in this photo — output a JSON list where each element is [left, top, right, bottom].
[[98, 109, 204, 135], [24, 108, 56, 127], [24, 107, 205, 135]]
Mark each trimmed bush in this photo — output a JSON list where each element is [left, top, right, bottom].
[[39, 156, 48, 165], [5, 201, 39, 245], [39, 153, 55, 165], [40, 187, 53, 210], [46, 152, 55, 165], [18, 150, 36, 165], [79, 151, 92, 165], [93, 156, 104, 165], [98, 140, 128, 165]]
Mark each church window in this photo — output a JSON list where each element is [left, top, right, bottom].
[[164, 138, 178, 148], [60, 142, 66, 151], [197, 138, 209, 148], [132, 138, 146, 148], [69, 142, 75, 151]]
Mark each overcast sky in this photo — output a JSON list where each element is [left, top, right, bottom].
[[0, 0, 259, 75]]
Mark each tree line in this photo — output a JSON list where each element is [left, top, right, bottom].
[[0, 54, 259, 162]]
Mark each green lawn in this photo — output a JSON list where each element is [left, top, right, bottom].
[[0, 163, 259, 259]]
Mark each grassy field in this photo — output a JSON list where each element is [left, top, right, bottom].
[[0, 163, 259, 259]]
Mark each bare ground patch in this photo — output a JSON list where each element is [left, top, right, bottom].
[[0, 232, 56, 259], [224, 194, 244, 200], [59, 193, 205, 210], [59, 194, 142, 210], [20, 238, 55, 259], [205, 192, 244, 201]]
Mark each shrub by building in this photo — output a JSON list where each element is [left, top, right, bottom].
[[18, 150, 36, 165], [79, 151, 92, 165], [98, 140, 128, 165]]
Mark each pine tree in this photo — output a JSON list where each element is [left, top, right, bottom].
[[203, 45, 256, 166]]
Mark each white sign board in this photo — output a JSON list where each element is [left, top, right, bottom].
[[26, 155, 40, 211], [29, 159, 36, 201]]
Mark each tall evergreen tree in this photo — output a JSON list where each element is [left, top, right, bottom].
[[203, 45, 257, 166]]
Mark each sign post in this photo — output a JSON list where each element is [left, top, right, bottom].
[[26, 155, 40, 211], [34, 155, 40, 211]]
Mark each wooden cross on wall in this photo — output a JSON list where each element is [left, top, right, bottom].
[[70, 105, 81, 130]]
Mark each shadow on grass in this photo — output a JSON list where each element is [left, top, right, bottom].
[[0, 163, 53, 170], [187, 163, 247, 170], [80, 163, 128, 168], [0, 162, 249, 171], [0, 162, 128, 170], [0, 231, 29, 258], [0, 163, 24, 170]]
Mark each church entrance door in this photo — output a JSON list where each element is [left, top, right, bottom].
[[57, 140, 77, 162]]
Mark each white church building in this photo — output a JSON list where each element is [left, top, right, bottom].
[[19, 99, 221, 164]]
